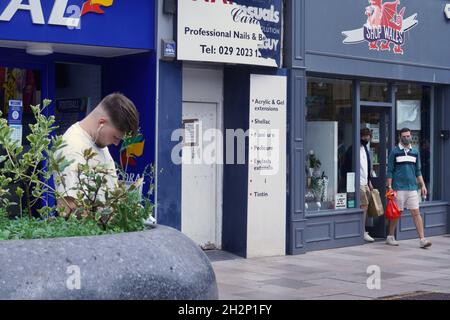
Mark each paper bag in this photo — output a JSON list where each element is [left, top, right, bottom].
[[368, 189, 384, 217]]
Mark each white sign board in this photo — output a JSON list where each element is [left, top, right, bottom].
[[445, 4, 450, 20], [346, 172, 356, 193], [247, 74, 286, 258], [177, 0, 282, 67], [397, 100, 421, 130], [335, 193, 347, 210], [10, 124, 22, 145], [371, 127, 380, 143], [183, 120, 200, 146]]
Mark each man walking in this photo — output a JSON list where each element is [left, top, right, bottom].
[[385, 128, 432, 248], [360, 128, 375, 242]]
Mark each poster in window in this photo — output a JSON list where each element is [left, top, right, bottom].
[[182, 119, 200, 147], [335, 193, 347, 210], [371, 127, 380, 143], [397, 100, 421, 130]]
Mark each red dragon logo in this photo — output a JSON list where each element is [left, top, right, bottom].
[[342, 0, 418, 55], [365, 0, 405, 53]]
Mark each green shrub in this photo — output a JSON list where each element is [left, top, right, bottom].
[[0, 213, 116, 241]]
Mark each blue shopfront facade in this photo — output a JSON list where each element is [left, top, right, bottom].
[[0, 0, 157, 198], [285, 0, 450, 255]]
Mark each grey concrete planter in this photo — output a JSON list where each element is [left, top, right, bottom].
[[0, 225, 218, 300]]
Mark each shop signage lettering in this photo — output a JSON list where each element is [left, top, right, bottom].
[[0, 0, 113, 28], [342, 0, 418, 55], [231, 4, 280, 24], [178, 0, 282, 67]]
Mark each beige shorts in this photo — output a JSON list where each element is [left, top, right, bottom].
[[395, 190, 420, 211], [360, 185, 371, 207]]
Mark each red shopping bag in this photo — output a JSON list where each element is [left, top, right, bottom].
[[385, 190, 401, 220]]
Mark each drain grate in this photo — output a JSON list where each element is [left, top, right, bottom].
[[204, 250, 243, 262], [380, 291, 450, 300]]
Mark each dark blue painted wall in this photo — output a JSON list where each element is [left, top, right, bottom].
[[103, 52, 157, 198], [156, 61, 182, 230], [306, 0, 450, 66], [442, 87, 450, 233], [305, 0, 450, 84], [222, 67, 251, 258], [222, 66, 287, 257]]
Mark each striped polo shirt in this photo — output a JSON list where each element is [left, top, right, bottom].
[[387, 144, 422, 191]]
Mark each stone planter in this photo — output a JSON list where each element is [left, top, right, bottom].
[[0, 225, 218, 300]]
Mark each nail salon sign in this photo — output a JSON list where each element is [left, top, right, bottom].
[[178, 0, 282, 67], [342, 0, 418, 55]]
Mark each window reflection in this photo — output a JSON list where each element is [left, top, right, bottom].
[[395, 84, 437, 201], [361, 81, 389, 102], [305, 77, 354, 211]]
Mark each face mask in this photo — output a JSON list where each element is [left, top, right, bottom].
[[401, 137, 412, 145], [361, 139, 369, 146]]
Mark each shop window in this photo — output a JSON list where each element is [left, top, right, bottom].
[[305, 77, 354, 212], [360, 81, 389, 102], [0, 66, 42, 146], [395, 84, 440, 201], [54, 63, 102, 136]]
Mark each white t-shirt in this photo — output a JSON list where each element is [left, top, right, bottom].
[[54, 122, 118, 201], [360, 145, 369, 186]]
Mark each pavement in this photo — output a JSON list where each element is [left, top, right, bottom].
[[208, 235, 450, 300]]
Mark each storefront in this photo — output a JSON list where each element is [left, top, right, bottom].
[[0, 0, 157, 207], [156, 0, 288, 258], [285, 0, 450, 254]]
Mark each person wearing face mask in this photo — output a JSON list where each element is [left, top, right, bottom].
[[385, 128, 432, 248], [54, 93, 139, 217], [359, 128, 375, 242]]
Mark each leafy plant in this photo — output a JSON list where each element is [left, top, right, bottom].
[[53, 148, 154, 231], [0, 99, 71, 219], [110, 165, 156, 232], [306, 150, 321, 170], [0, 213, 118, 241]]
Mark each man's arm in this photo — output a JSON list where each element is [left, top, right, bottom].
[[417, 176, 428, 198], [386, 151, 395, 190], [415, 150, 426, 198], [386, 178, 392, 189]]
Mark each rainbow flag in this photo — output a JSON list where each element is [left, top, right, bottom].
[[81, 0, 114, 16]]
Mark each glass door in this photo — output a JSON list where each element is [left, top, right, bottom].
[[0, 65, 43, 217], [0, 66, 42, 143], [361, 107, 391, 238]]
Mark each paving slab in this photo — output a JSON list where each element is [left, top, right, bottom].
[[211, 235, 450, 300]]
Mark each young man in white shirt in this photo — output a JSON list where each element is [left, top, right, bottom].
[[54, 92, 139, 217], [360, 127, 375, 242]]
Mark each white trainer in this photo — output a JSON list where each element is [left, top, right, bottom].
[[364, 232, 375, 242], [144, 215, 156, 226], [420, 238, 432, 249], [386, 235, 399, 246]]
